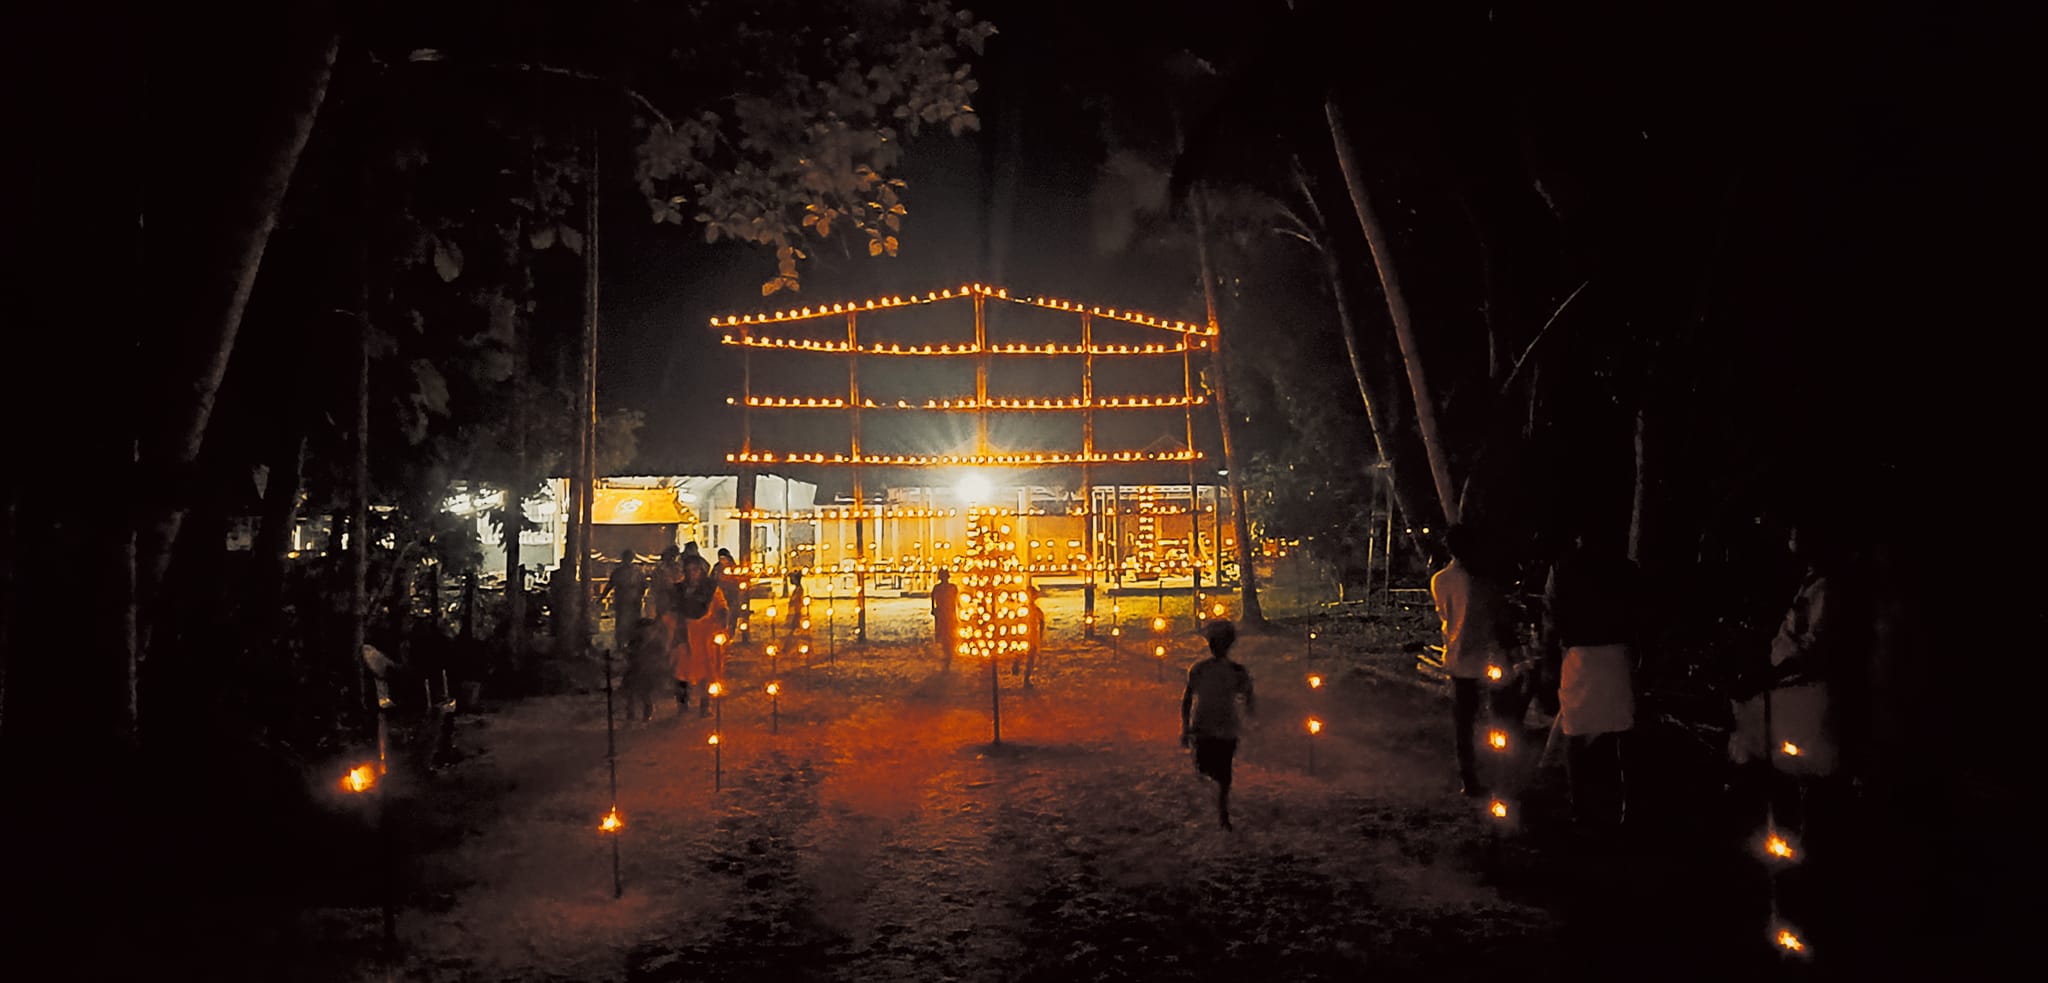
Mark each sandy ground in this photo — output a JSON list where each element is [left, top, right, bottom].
[[290, 594, 1802, 982]]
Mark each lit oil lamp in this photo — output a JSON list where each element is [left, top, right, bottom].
[[1781, 741, 1802, 757], [1489, 799, 1509, 820], [1486, 664, 1504, 682], [341, 764, 378, 794], [707, 733, 720, 746], [713, 632, 727, 647], [1488, 729, 1509, 750], [707, 682, 723, 698], [1775, 927, 1806, 954], [1307, 717, 1323, 735], [1307, 674, 1324, 689], [1211, 602, 1225, 617], [1763, 830, 1797, 862], [1152, 616, 1167, 633], [599, 806, 624, 833]]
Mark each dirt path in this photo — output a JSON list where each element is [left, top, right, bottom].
[[360, 627, 1566, 982]]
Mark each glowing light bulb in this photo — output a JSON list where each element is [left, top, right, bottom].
[[766, 682, 780, 696], [707, 682, 723, 698], [707, 733, 720, 746], [1489, 799, 1509, 819]]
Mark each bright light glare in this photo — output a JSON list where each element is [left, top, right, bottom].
[[957, 474, 993, 503]]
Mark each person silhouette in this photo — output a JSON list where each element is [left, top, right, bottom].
[[1181, 620, 1255, 830]]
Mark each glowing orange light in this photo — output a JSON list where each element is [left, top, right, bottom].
[[1211, 602, 1225, 617], [707, 682, 724, 698], [600, 806, 624, 833], [1152, 616, 1167, 632], [714, 633, 727, 646], [1764, 831, 1797, 861], [800, 619, 811, 630], [1488, 729, 1509, 750], [707, 734, 720, 746], [1154, 645, 1166, 658], [1776, 928, 1805, 953], [341, 764, 378, 794], [766, 682, 781, 696], [765, 606, 777, 620], [1781, 741, 1802, 757], [1489, 799, 1509, 819], [1307, 717, 1323, 735], [1308, 674, 1324, 689], [1486, 664, 1504, 682]]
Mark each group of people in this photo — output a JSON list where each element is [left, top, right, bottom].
[[599, 543, 739, 721], [1429, 519, 1872, 836], [1427, 524, 1652, 827]]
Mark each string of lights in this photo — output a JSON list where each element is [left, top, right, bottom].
[[725, 450, 1202, 466], [718, 336, 1198, 356], [725, 394, 1206, 410], [706, 282, 1216, 336]]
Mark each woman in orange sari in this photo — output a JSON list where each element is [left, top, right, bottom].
[[668, 552, 729, 716]]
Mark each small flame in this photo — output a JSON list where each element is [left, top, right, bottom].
[[341, 764, 378, 794], [800, 620, 811, 630], [1765, 832, 1796, 860], [1781, 741, 1802, 757], [1776, 928, 1805, 953], [1486, 664, 1504, 682], [1152, 617, 1167, 632], [1308, 632, 1317, 640], [765, 645, 778, 657], [707, 733, 721, 746], [1489, 799, 1509, 819], [766, 607, 777, 619], [1154, 645, 1166, 658], [799, 644, 810, 654], [707, 682, 723, 698], [600, 807, 624, 833], [1488, 729, 1509, 750], [714, 633, 727, 646], [1307, 674, 1323, 689], [766, 682, 780, 696], [1211, 603, 1225, 617], [1307, 717, 1323, 735]]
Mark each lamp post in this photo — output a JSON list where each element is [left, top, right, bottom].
[[766, 681, 781, 734], [1307, 717, 1323, 775]]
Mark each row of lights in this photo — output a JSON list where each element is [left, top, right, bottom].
[[707, 282, 1216, 336], [723, 506, 1214, 520], [720, 335, 1198, 356], [725, 451, 1203, 466], [728, 394, 1205, 410]]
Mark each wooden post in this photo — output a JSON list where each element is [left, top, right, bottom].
[[848, 311, 866, 642], [1081, 313, 1095, 638]]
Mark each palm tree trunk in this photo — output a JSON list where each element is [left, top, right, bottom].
[[1325, 97, 1459, 528], [1319, 247, 1431, 559], [1190, 189, 1265, 628], [138, 19, 339, 683]]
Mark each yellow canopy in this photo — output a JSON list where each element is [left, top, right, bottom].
[[592, 487, 694, 525]]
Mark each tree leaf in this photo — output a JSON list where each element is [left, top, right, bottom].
[[868, 237, 885, 257], [529, 224, 557, 250], [559, 226, 585, 255]]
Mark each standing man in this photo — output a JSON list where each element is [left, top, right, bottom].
[[931, 568, 960, 671], [712, 547, 742, 633], [598, 550, 648, 656], [1432, 525, 1515, 799], [649, 545, 683, 623], [1181, 620, 1255, 831], [1544, 530, 1641, 829]]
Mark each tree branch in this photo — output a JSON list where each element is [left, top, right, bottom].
[[1495, 278, 1591, 400]]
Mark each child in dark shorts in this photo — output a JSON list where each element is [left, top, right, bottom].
[[1181, 621, 1255, 830]]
